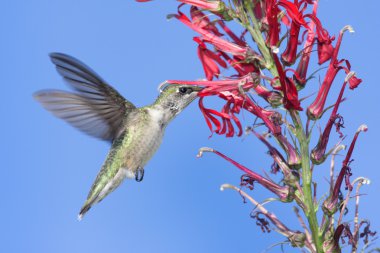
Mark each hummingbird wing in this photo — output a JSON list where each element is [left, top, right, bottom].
[[34, 53, 136, 142]]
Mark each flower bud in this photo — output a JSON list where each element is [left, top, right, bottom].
[[288, 231, 307, 248]]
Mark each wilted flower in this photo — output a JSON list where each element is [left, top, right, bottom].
[[310, 73, 355, 164], [197, 147, 294, 202], [323, 125, 367, 216]]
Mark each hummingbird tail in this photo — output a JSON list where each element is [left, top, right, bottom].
[[77, 202, 93, 221]]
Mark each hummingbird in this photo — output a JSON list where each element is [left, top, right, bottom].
[[34, 53, 201, 220]]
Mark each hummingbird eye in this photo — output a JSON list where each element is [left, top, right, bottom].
[[179, 87, 193, 94]]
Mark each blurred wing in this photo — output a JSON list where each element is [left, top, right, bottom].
[[34, 53, 136, 141]]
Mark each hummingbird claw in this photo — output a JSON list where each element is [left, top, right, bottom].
[[135, 167, 144, 182]]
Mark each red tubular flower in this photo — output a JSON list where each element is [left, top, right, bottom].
[[322, 224, 344, 252], [306, 64, 340, 120], [277, 0, 313, 66], [322, 125, 368, 216], [347, 75, 362, 90], [219, 52, 259, 76], [197, 45, 223, 80], [194, 37, 227, 80], [166, 76, 254, 93], [310, 75, 349, 165], [218, 52, 283, 106], [178, 0, 223, 11], [190, 6, 223, 36], [266, 0, 309, 51], [304, 10, 335, 65], [198, 97, 229, 135], [215, 91, 245, 137], [273, 53, 302, 110], [341, 124, 368, 188], [339, 60, 363, 90], [277, 0, 309, 29], [317, 36, 334, 65], [252, 130, 300, 186], [220, 99, 243, 137], [294, 16, 315, 85], [314, 22, 335, 65], [175, 10, 249, 56], [265, 0, 280, 47], [216, 20, 246, 47], [307, 25, 355, 120], [253, 0, 266, 22], [293, 2, 321, 85], [281, 21, 301, 66], [276, 134, 301, 168], [242, 98, 282, 135], [199, 148, 294, 202]]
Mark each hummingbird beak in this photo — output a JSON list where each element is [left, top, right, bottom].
[[191, 86, 204, 92], [157, 81, 204, 93]]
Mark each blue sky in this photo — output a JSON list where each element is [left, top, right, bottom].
[[1, 1, 379, 252]]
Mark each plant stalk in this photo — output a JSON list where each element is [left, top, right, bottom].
[[290, 110, 324, 253], [244, 1, 279, 79]]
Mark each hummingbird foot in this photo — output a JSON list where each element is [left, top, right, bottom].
[[135, 167, 144, 182]]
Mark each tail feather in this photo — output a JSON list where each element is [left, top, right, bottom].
[[77, 199, 96, 221]]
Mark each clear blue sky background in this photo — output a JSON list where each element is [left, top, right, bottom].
[[1, 1, 379, 252]]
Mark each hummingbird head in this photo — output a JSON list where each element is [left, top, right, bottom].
[[153, 84, 202, 119]]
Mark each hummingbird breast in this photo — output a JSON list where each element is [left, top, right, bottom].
[[120, 107, 166, 172]]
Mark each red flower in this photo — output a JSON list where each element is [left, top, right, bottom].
[[137, 0, 225, 12], [278, 0, 318, 67], [265, 0, 310, 49], [310, 74, 349, 165], [198, 148, 294, 202], [276, 134, 301, 168], [304, 9, 335, 65], [190, 6, 223, 36], [178, 0, 223, 11], [322, 125, 367, 216], [217, 53, 283, 106], [339, 60, 363, 90], [281, 21, 301, 66], [279, 1, 314, 65], [195, 37, 227, 80], [242, 98, 282, 135], [265, 0, 281, 47], [273, 53, 302, 110], [216, 20, 246, 47], [253, 0, 266, 22], [317, 36, 334, 65], [219, 52, 259, 76], [347, 75, 362, 90], [294, 2, 316, 86], [175, 10, 249, 56], [252, 130, 300, 186], [307, 25, 355, 120]]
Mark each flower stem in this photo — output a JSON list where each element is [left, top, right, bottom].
[[290, 110, 323, 253], [244, 1, 279, 78]]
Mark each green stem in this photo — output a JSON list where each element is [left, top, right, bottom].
[[290, 110, 323, 253], [236, 2, 323, 251], [244, 1, 279, 78]]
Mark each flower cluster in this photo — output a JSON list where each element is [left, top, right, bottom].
[[138, 1, 374, 252]]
